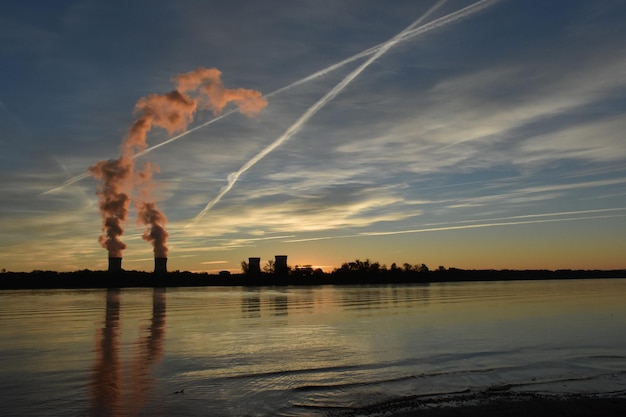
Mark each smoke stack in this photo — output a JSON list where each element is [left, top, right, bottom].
[[108, 257, 122, 273], [275, 255, 288, 276], [91, 67, 267, 264], [248, 257, 261, 277], [154, 257, 167, 275]]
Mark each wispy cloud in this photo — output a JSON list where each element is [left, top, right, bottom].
[[285, 208, 626, 242], [361, 213, 626, 237], [2, 0, 626, 271], [518, 178, 626, 194], [180, 187, 419, 239]]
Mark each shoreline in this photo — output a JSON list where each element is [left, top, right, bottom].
[[1, 270, 625, 290], [333, 390, 626, 417]]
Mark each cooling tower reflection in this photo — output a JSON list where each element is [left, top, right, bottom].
[[90, 289, 122, 417], [90, 288, 166, 417], [128, 287, 166, 415]]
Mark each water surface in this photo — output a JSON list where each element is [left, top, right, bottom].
[[1, 279, 625, 416]]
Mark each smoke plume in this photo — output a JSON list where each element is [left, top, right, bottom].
[[175, 67, 268, 116], [89, 157, 133, 258], [90, 67, 267, 259], [135, 162, 169, 258], [45, 0, 497, 196]]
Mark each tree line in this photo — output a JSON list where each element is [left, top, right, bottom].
[[1, 259, 625, 289]]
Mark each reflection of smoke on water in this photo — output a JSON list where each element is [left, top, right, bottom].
[[90, 288, 166, 417], [129, 287, 167, 415], [90, 289, 121, 417], [146, 288, 166, 359]]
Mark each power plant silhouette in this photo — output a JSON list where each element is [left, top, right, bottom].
[[108, 257, 122, 273], [154, 258, 167, 275], [248, 257, 261, 277], [275, 255, 288, 276], [247, 256, 289, 277], [107, 256, 168, 274], [106, 255, 289, 276]]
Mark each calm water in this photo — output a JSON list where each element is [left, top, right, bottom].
[[0, 279, 625, 417]]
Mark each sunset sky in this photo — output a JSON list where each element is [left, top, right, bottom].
[[1, 0, 625, 273]]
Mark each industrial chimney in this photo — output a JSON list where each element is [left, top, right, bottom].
[[154, 257, 167, 275], [108, 257, 122, 273], [274, 255, 288, 277], [248, 257, 261, 277]]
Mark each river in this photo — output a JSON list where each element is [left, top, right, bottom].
[[1, 279, 625, 416]]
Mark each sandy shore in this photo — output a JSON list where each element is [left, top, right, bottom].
[[331, 390, 626, 417]]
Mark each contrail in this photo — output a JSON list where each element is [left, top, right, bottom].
[[189, 0, 459, 224], [41, 112, 233, 195], [43, 171, 92, 193], [268, 0, 499, 96], [360, 214, 626, 236], [44, 0, 499, 196], [283, 208, 626, 242]]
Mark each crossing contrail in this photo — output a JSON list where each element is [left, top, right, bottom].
[[268, 0, 499, 97], [44, 0, 499, 196], [188, 0, 451, 224]]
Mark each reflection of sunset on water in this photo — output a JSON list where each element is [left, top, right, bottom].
[[1, 281, 625, 416]]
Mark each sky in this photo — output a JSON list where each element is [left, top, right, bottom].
[[1, 0, 625, 273]]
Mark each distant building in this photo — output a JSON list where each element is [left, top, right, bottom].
[[154, 257, 167, 275], [108, 257, 122, 273], [274, 255, 288, 277], [248, 257, 261, 277]]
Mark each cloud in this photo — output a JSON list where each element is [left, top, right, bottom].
[[516, 116, 626, 164], [314, 16, 626, 184], [3, 1, 626, 271], [360, 212, 626, 237], [518, 178, 626, 195], [178, 185, 422, 242], [436, 177, 626, 213], [283, 207, 626, 243]]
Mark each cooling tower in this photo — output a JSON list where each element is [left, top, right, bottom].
[[248, 257, 261, 277], [108, 257, 122, 273], [274, 255, 288, 276], [154, 257, 167, 275]]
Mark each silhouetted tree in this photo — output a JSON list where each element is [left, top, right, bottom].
[[292, 265, 314, 278], [263, 259, 275, 274]]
